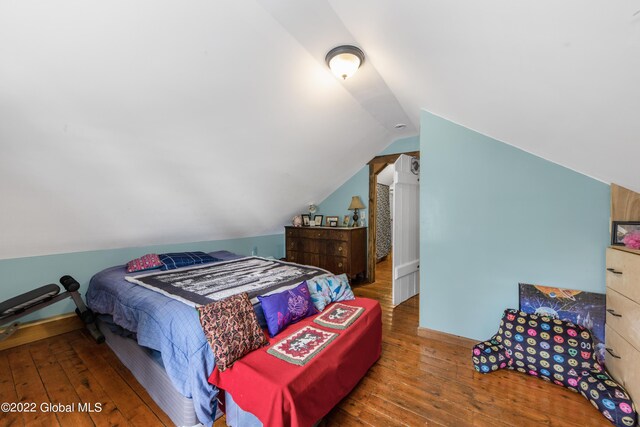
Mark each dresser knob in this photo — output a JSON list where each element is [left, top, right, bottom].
[[607, 268, 623, 275], [606, 308, 622, 318], [606, 348, 622, 359], [338, 263, 343, 267], [338, 247, 343, 252]]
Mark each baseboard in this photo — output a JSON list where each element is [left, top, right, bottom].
[[416, 326, 476, 349], [0, 312, 83, 351]]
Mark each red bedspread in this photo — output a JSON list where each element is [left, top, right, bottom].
[[208, 297, 382, 427]]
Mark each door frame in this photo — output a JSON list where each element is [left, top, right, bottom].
[[367, 150, 419, 283]]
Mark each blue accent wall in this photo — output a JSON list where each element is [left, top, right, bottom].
[[318, 135, 419, 219], [0, 234, 284, 322], [420, 111, 611, 340]]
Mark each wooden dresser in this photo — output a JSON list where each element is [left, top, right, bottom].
[[285, 226, 366, 280], [605, 246, 640, 404]]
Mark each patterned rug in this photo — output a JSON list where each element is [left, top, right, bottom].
[[267, 326, 337, 366], [125, 257, 328, 307], [314, 303, 364, 330]]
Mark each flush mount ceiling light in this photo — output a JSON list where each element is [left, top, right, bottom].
[[325, 45, 365, 80]]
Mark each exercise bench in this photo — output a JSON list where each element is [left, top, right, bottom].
[[0, 275, 104, 343]]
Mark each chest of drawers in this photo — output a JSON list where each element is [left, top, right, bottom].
[[605, 246, 640, 404], [285, 226, 366, 280]]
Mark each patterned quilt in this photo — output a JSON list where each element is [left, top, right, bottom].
[[125, 256, 328, 307]]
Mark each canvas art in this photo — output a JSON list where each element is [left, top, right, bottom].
[[518, 283, 606, 364]]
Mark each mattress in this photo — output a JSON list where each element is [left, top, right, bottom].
[[86, 250, 242, 426], [97, 317, 206, 426]]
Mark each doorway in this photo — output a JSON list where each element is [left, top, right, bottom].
[[366, 150, 419, 284]]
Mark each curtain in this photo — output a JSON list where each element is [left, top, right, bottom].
[[376, 183, 391, 261]]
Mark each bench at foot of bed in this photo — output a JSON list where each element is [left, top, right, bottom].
[[208, 297, 382, 427]]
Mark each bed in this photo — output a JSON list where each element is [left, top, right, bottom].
[[86, 250, 381, 427]]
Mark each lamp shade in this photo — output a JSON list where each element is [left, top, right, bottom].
[[348, 196, 366, 211]]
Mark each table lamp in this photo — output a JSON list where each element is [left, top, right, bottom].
[[348, 196, 366, 227]]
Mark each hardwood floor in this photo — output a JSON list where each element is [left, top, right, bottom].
[[0, 258, 608, 426]]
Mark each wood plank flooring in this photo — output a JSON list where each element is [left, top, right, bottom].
[[0, 258, 609, 426]]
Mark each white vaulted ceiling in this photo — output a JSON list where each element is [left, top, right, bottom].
[[330, 0, 640, 187], [1, 0, 638, 259]]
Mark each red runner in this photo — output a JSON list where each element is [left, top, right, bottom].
[[208, 297, 382, 427]]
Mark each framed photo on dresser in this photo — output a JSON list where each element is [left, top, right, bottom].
[[326, 216, 339, 227], [314, 215, 323, 226], [611, 221, 640, 245], [342, 215, 350, 227], [302, 215, 311, 226]]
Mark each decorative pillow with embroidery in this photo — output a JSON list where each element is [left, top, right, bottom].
[[126, 254, 163, 273], [325, 274, 355, 303], [159, 251, 219, 271], [306, 275, 333, 312], [258, 281, 318, 337], [197, 292, 267, 372]]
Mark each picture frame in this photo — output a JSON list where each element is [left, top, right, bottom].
[[302, 214, 311, 226], [314, 215, 323, 226], [612, 221, 640, 245], [342, 215, 350, 227], [326, 216, 339, 227]]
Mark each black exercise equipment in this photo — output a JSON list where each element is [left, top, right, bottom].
[[0, 275, 104, 343]]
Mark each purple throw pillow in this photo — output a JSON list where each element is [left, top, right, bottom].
[[257, 281, 318, 337]]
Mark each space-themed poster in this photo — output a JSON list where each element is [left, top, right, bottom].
[[518, 283, 606, 364]]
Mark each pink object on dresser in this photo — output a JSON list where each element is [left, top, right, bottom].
[[622, 231, 640, 249]]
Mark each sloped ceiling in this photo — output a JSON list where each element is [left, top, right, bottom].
[[1, 0, 638, 259], [330, 0, 640, 189]]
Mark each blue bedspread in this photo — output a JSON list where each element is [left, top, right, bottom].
[[85, 250, 241, 427]]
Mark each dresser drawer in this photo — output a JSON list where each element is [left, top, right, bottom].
[[286, 228, 301, 238], [606, 248, 640, 304], [607, 288, 640, 351], [300, 228, 327, 239], [286, 238, 301, 251], [286, 250, 301, 264], [326, 241, 349, 257], [332, 230, 350, 242], [301, 239, 322, 254], [605, 325, 640, 404], [323, 256, 350, 275]]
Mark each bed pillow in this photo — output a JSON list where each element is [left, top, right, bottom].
[[126, 254, 163, 273], [325, 274, 355, 303], [198, 292, 267, 372], [159, 251, 219, 271], [306, 275, 333, 312], [258, 281, 318, 337]]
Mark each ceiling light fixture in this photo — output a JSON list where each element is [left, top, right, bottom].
[[325, 45, 365, 80]]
